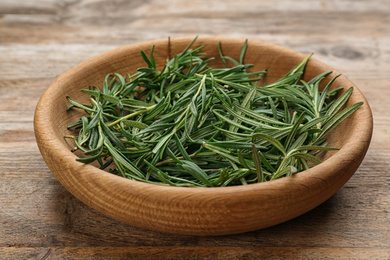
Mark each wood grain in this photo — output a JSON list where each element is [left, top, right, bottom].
[[1, 0, 389, 258], [2, 247, 390, 259]]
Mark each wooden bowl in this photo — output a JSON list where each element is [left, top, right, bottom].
[[34, 37, 373, 236]]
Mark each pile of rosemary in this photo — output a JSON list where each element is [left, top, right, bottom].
[[66, 38, 362, 187]]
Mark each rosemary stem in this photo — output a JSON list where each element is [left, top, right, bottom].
[[66, 39, 361, 186], [107, 105, 156, 127], [155, 153, 198, 166]]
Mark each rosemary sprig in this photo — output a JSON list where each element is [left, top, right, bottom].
[[66, 38, 363, 187]]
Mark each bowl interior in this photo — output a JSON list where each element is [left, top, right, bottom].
[[34, 37, 373, 236]]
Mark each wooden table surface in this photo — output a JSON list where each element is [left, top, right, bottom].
[[1, 0, 389, 259]]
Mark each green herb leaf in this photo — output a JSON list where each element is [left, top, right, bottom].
[[66, 38, 362, 187]]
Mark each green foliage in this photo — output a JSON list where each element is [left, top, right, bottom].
[[66, 38, 362, 187]]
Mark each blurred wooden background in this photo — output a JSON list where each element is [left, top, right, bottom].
[[1, 0, 389, 259]]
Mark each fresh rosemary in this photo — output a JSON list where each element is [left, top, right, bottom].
[[66, 38, 363, 187]]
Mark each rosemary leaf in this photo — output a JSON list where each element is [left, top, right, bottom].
[[66, 38, 362, 187]]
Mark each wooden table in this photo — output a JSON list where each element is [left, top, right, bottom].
[[1, 0, 389, 259]]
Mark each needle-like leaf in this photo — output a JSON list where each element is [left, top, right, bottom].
[[66, 38, 362, 187]]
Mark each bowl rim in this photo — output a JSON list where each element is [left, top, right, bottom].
[[34, 36, 373, 235]]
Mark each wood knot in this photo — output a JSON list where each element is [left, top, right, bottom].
[[330, 45, 364, 60]]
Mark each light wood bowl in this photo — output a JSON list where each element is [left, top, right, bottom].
[[34, 37, 373, 236]]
